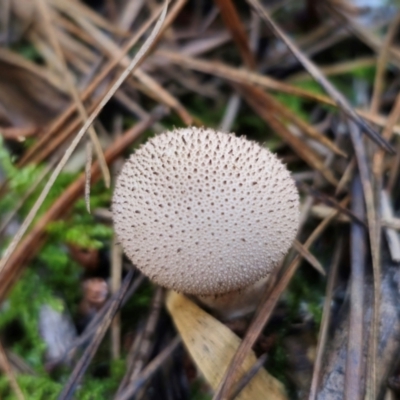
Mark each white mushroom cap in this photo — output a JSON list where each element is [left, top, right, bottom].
[[112, 127, 299, 296]]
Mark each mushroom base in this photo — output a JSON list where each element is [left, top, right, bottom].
[[194, 276, 272, 320]]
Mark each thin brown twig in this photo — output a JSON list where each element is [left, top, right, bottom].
[[387, 140, 400, 193], [293, 239, 325, 276], [370, 13, 400, 114], [213, 204, 344, 400], [85, 140, 93, 212], [48, 0, 129, 36], [0, 340, 25, 400], [214, 0, 256, 69], [328, 6, 400, 68], [245, 0, 394, 154], [227, 353, 269, 400], [236, 83, 339, 186], [57, 270, 135, 400], [335, 157, 355, 196], [110, 236, 123, 360], [46, 274, 145, 370], [347, 121, 379, 400], [344, 174, 366, 400], [73, 0, 193, 125], [35, 0, 111, 190], [157, 49, 341, 106], [0, 0, 11, 45], [373, 94, 400, 180], [117, 287, 164, 396], [298, 182, 364, 226], [156, 49, 400, 135], [257, 88, 347, 158], [18, 2, 166, 167], [0, 107, 166, 303], [289, 56, 376, 83], [115, 337, 181, 400], [0, 1, 169, 275], [381, 191, 400, 262], [308, 237, 343, 400]]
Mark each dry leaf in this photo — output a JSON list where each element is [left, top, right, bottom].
[[166, 291, 287, 400]]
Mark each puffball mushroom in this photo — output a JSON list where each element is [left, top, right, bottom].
[[112, 127, 299, 316]]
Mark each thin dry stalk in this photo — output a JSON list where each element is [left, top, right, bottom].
[[257, 89, 347, 158], [212, 261, 297, 400], [115, 337, 181, 400], [111, 236, 123, 360], [298, 183, 358, 224], [381, 191, 400, 262], [344, 175, 366, 400], [34, 0, 111, 190], [370, 13, 400, 113], [0, 2, 168, 276], [124, 288, 164, 387], [116, 323, 146, 395], [373, 94, 400, 179], [47, 275, 145, 370], [382, 217, 400, 231], [0, 340, 25, 400], [48, 0, 128, 36], [310, 205, 350, 222], [54, 14, 100, 47], [328, 6, 400, 68], [245, 0, 394, 154], [236, 84, 339, 186], [289, 57, 376, 83], [387, 140, 400, 193], [214, 0, 256, 69], [213, 202, 345, 400], [0, 0, 11, 45], [227, 353, 269, 400], [117, 0, 145, 30], [347, 121, 381, 400], [0, 108, 166, 303], [219, 94, 241, 132], [293, 239, 325, 276], [73, 1, 193, 125], [18, 2, 166, 167], [85, 140, 93, 212], [308, 238, 342, 400], [371, 94, 400, 287], [157, 49, 341, 106], [157, 50, 400, 135], [58, 270, 135, 400], [336, 157, 355, 196]]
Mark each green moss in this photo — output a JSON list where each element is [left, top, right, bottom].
[[0, 374, 62, 400], [0, 140, 115, 380], [0, 269, 54, 371], [285, 266, 324, 327], [0, 358, 125, 400], [74, 359, 126, 400], [267, 340, 289, 382], [11, 41, 43, 63], [187, 96, 226, 126], [190, 379, 212, 400]]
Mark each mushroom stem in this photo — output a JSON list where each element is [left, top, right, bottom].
[[195, 276, 272, 320]]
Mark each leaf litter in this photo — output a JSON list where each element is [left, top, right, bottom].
[[1, 0, 400, 399]]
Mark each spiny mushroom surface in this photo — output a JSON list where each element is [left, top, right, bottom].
[[112, 127, 299, 296]]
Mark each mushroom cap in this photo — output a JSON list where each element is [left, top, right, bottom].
[[112, 127, 299, 296]]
